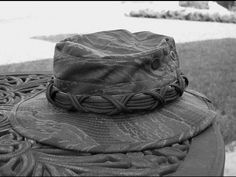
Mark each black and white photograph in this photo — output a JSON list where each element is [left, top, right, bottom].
[[0, 1, 235, 176]]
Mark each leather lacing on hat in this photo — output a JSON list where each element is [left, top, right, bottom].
[[46, 69, 188, 115]]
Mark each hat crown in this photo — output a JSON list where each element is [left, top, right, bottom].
[[9, 30, 215, 155], [53, 30, 179, 95]]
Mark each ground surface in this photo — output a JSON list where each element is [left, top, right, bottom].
[[0, 1, 236, 176], [1, 1, 236, 65]]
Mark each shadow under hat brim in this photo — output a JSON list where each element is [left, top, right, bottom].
[[10, 89, 216, 153]]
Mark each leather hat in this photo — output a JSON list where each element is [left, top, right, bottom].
[[10, 29, 216, 153]]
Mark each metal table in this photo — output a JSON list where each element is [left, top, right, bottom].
[[0, 72, 225, 176]]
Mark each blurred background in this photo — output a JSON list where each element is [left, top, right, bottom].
[[0, 1, 236, 175]]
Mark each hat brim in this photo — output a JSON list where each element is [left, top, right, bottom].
[[10, 89, 216, 153]]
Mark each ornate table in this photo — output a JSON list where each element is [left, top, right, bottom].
[[0, 72, 225, 176]]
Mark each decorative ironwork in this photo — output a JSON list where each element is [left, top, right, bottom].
[[0, 73, 191, 176]]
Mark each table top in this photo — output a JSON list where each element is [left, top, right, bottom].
[[0, 72, 225, 176]]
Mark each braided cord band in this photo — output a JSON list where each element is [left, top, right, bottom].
[[46, 73, 188, 115]]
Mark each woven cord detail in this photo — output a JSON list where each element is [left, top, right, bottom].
[[46, 72, 188, 115]]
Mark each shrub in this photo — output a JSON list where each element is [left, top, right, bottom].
[[179, 1, 209, 9], [129, 9, 236, 24]]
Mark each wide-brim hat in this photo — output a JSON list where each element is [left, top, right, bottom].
[[10, 29, 216, 153]]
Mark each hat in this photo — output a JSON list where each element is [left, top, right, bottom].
[[10, 29, 216, 153]]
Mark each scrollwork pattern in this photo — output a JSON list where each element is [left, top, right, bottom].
[[0, 73, 191, 176]]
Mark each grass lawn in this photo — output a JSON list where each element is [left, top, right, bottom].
[[0, 38, 235, 145], [177, 38, 236, 144]]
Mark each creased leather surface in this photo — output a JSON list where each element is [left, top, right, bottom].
[[53, 29, 179, 95], [10, 90, 216, 153]]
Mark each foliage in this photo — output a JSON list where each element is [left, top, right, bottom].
[[216, 1, 236, 10], [179, 1, 209, 9], [129, 9, 236, 24]]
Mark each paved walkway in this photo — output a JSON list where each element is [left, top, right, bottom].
[[1, 1, 236, 65]]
